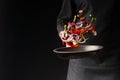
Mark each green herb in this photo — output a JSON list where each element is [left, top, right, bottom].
[[64, 25, 67, 30]]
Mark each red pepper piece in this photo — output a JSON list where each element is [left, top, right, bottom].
[[66, 42, 73, 47], [80, 17, 86, 21], [73, 30, 81, 34], [66, 42, 79, 48], [72, 44, 79, 48], [81, 28, 86, 34], [90, 24, 95, 31]]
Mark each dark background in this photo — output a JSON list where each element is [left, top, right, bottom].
[[0, 0, 69, 80]]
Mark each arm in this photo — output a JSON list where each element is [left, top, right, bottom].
[[56, 0, 74, 34], [56, 0, 93, 34]]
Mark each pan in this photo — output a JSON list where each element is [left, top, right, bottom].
[[53, 45, 103, 59]]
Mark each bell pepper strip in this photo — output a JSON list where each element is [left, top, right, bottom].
[[66, 42, 79, 48], [80, 17, 86, 21], [73, 30, 81, 34]]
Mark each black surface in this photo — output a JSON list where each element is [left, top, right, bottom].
[[0, 0, 68, 80]]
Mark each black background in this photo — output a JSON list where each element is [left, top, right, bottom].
[[0, 0, 69, 80]]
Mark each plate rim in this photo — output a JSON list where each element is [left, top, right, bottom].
[[53, 45, 103, 54]]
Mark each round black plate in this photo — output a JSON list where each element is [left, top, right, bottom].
[[53, 45, 103, 59]]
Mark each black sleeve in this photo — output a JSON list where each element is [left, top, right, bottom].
[[76, 0, 93, 20], [56, 0, 93, 34], [56, 0, 74, 34]]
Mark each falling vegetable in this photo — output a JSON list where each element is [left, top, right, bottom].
[[59, 9, 97, 48]]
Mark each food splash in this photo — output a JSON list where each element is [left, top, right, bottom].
[[59, 10, 97, 48]]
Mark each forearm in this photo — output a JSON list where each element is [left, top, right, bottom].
[[56, 0, 74, 33]]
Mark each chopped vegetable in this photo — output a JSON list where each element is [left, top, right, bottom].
[[59, 9, 97, 48]]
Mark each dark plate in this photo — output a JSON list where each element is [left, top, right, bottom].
[[53, 45, 103, 59]]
